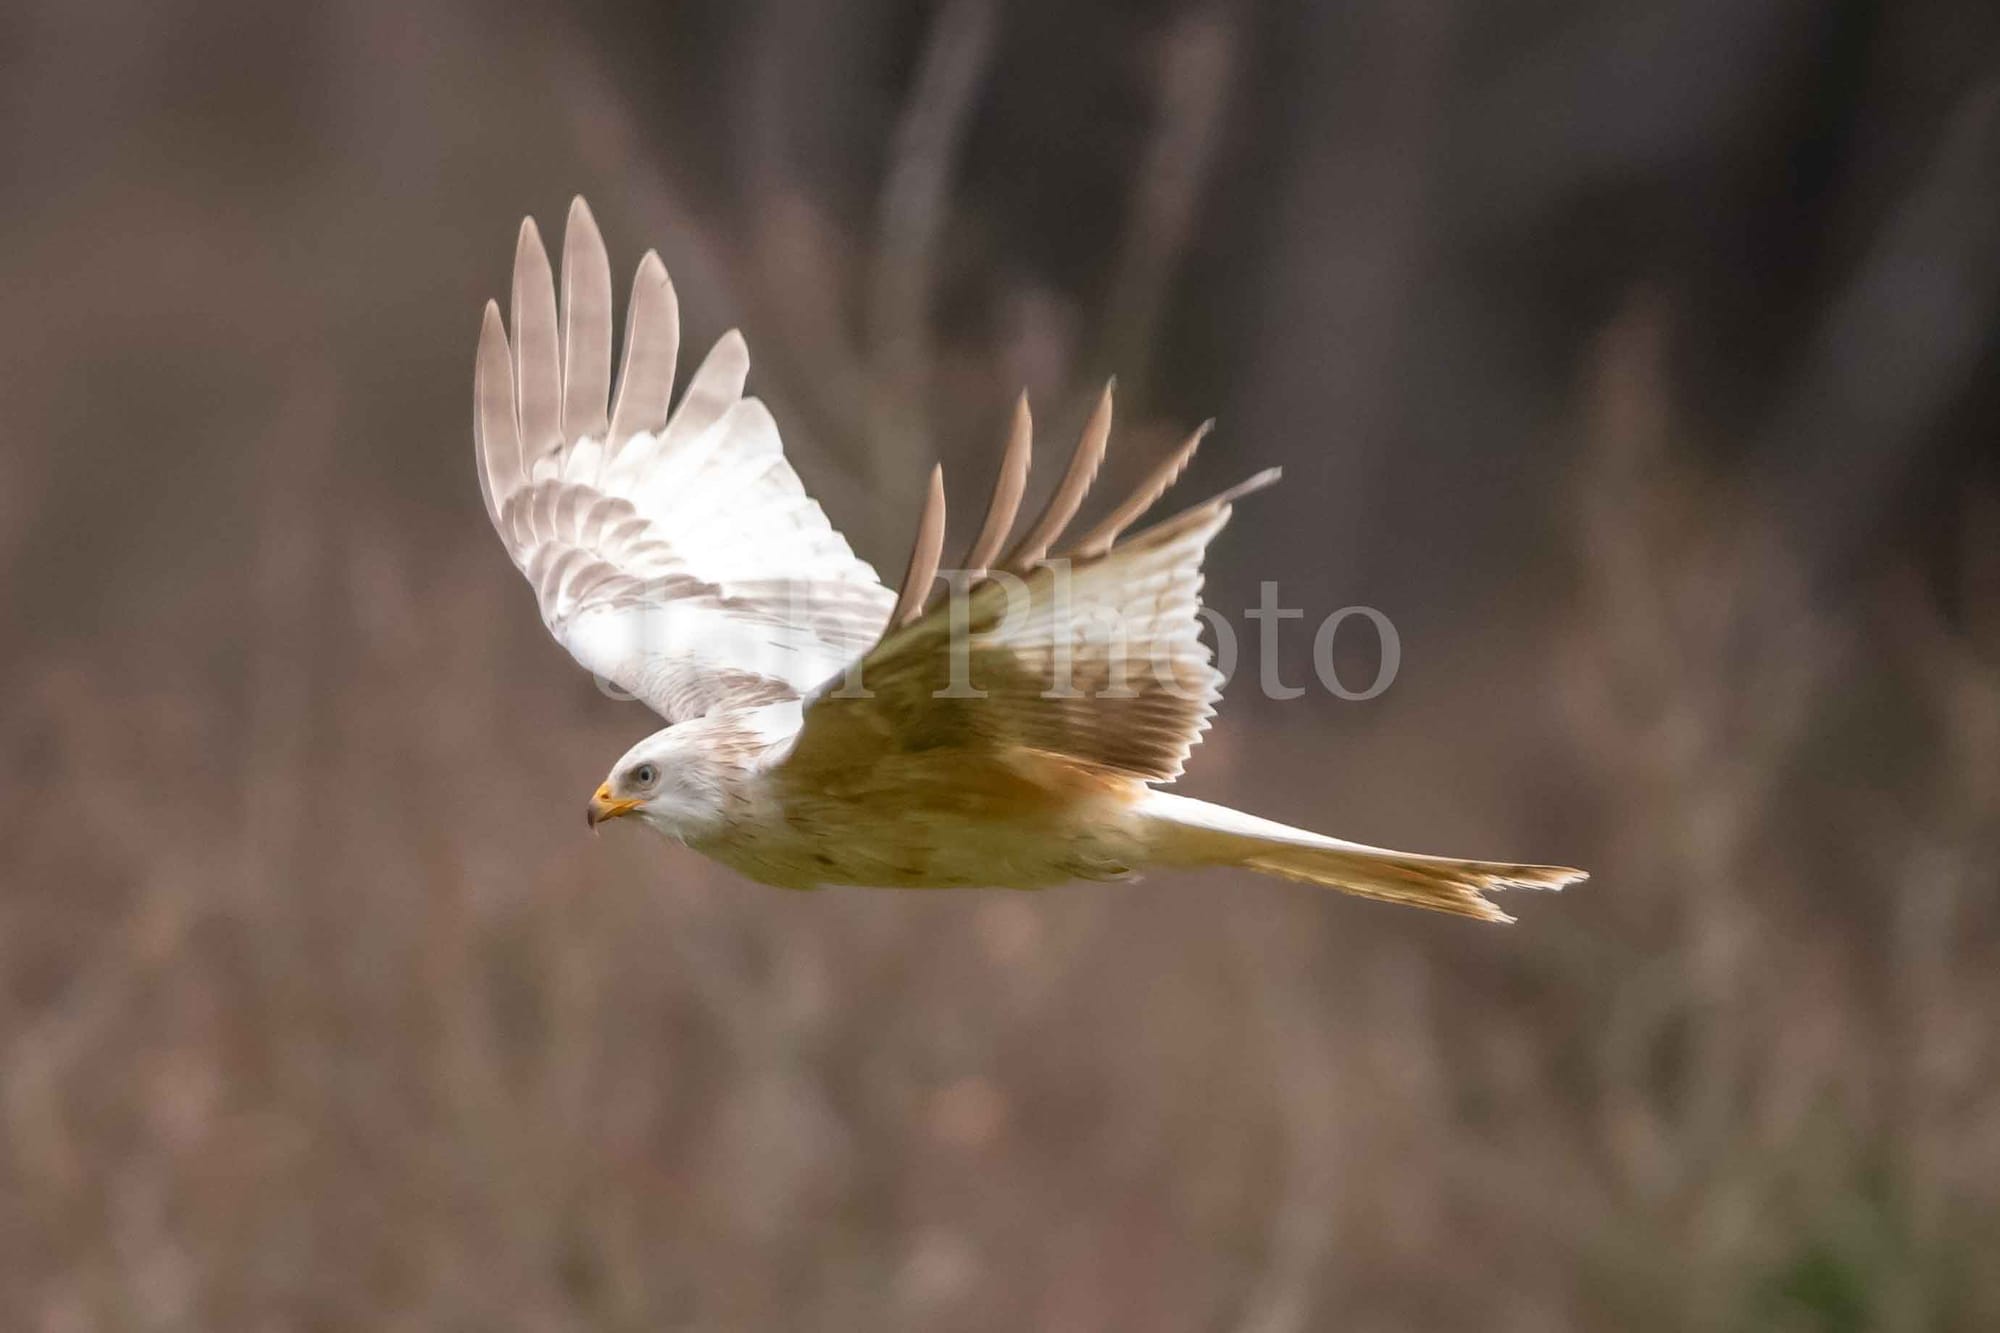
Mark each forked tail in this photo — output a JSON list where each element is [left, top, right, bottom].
[[1144, 793, 1586, 923]]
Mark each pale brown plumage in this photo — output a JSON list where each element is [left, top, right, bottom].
[[478, 199, 1587, 921]]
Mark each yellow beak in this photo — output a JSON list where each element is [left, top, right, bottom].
[[586, 783, 642, 831]]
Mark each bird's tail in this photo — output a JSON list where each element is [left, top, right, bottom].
[[1142, 792, 1586, 923]]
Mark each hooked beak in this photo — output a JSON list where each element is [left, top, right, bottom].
[[586, 783, 642, 831]]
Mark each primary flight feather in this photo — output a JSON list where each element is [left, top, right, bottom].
[[473, 198, 1586, 921]]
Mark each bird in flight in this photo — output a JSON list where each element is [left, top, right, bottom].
[[472, 199, 1585, 921]]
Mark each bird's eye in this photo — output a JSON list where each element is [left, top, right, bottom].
[[630, 763, 658, 787]]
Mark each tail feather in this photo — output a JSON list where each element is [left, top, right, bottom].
[[1144, 793, 1586, 924]]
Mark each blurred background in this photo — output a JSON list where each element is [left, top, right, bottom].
[[3, 1, 1997, 1329]]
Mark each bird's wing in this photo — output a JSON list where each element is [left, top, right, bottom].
[[474, 199, 895, 722], [780, 385, 1277, 785]]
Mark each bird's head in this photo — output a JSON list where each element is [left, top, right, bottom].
[[586, 726, 731, 842]]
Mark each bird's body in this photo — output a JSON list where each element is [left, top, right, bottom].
[[708, 754, 1150, 892], [472, 199, 1585, 921]]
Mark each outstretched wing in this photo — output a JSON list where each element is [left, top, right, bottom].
[[781, 385, 1277, 785], [474, 199, 895, 722]]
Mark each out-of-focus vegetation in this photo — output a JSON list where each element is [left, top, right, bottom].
[[1, 1, 1995, 1329]]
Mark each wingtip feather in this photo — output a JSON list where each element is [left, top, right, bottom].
[[1219, 466, 1282, 505], [888, 464, 948, 631], [1002, 379, 1114, 573], [475, 299, 525, 521], [1071, 416, 1213, 558], [560, 196, 614, 442], [511, 216, 562, 455], [607, 248, 680, 446], [961, 391, 1033, 578]]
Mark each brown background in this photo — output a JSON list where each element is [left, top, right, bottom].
[[2, 1, 1997, 1329]]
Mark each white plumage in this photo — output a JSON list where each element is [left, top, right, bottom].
[[474, 199, 1586, 921]]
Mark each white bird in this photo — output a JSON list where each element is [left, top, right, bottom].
[[473, 199, 1585, 921]]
